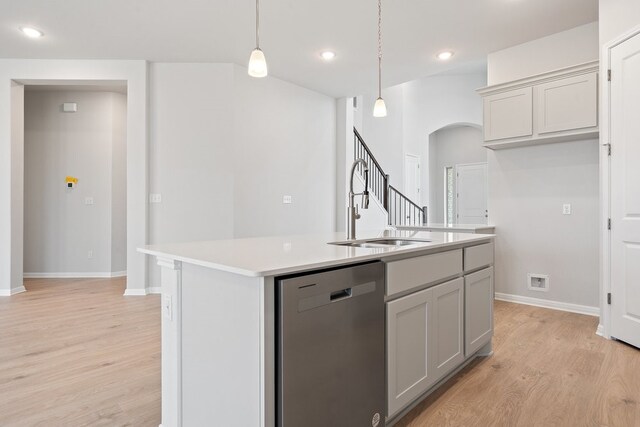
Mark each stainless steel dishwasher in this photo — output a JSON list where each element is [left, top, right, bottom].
[[276, 261, 385, 427]]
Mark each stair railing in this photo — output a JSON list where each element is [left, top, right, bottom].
[[353, 127, 427, 226]]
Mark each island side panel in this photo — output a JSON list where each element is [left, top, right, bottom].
[[158, 257, 182, 427], [180, 262, 272, 427]]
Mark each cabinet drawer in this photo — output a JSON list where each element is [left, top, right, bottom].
[[464, 242, 494, 272], [386, 250, 462, 296]]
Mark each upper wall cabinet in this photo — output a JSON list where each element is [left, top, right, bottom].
[[478, 61, 599, 150]]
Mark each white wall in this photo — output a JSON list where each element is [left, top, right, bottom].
[[486, 24, 600, 309], [428, 126, 486, 223], [489, 141, 599, 307], [488, 22, 599, 85], [148, 63, 236, 287], [23, 90, 127, 275], [232, 64, 336, 238], [148, 63, 337, 285], [599, 0, 640, 46]]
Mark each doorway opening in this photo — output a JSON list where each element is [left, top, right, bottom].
[[428, 124, 487, 225], [23, 84, 128, 283]]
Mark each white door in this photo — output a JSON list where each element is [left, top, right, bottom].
[[610, 32, 640, 349], [404, 154, 420, 204], [455, 163, 488, 224]]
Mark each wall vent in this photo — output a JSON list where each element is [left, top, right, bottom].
[[527, 273, 549, 292]]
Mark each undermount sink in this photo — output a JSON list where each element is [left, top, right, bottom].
[[329, 238, 432, 248]]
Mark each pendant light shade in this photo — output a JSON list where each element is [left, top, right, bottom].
[[248, 48, 268, 78], [248, 0, 268, 78], [373, 97, 387, 117], [373, 0, 387, 117]]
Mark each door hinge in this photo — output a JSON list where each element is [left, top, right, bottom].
[[608, 218, 612, 230], [607, 293, 612, 305], [608, 69, 612, 81], [605, 143, 611, 156]]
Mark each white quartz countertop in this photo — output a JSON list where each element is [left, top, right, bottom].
[[397, 223, 495, 233], [138, 229, 493, 278]]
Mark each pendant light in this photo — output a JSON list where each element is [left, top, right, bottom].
[[248, 0, 268, 78], [373, 0, 387, 117]]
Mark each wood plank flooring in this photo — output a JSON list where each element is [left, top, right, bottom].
[[1, 282, 639, 426], [0, 278, 160, 426], [396, 301, 640, 427]]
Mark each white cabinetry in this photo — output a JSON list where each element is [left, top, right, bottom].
[[483, 87, 533, 142], [432, 278, 465, 381], [386, 286, 435, 418], [464, 266, 494, 357], [478, 61, 598, 149], [386, 277, 464, 418]]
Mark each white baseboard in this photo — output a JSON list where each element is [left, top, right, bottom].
[[495, 292, 599, 317], [0, 286, 27, 296], [123, 288, 149, 296], [148, 286, 161, 294], [596, 323, 604, 337], [24, 271, 127, 279]]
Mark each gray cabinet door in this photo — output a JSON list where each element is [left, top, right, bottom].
[[483, 87, 533, 141], [386, 287, 435, 418], [464, 266, 494, 357], [432, 278, 465, 381], [535, 72, 598, 135]]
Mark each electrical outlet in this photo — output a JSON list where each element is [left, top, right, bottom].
[[562, 204, 571, 215], [87, 250, 93, 259], [149, 193, 162, 203], [283, 195, 292, 204], [84, 197, 94, 205]]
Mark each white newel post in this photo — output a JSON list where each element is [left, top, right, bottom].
[[158, 257, 182, 427]]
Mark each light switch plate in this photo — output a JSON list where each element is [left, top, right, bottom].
[[149, 193, 162, 203], [562, 204, 571, 215], [84, 197, 94, 205], [283, 195, 292, 204]]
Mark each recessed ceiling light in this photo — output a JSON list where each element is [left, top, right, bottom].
[[20, 26, 44, 38], [320, 51, 336, 61], [437, 51, 454, 60]]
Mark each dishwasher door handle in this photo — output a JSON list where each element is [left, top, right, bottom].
[[330, 288, 352, 301], [298, 281, 376, 312]]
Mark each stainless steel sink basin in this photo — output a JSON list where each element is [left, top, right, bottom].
[[329, 238, 431, 248]]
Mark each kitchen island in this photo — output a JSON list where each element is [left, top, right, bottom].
[[139, 229, 495, 427]]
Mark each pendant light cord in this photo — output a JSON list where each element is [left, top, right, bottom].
[[377, 0, 382, 98], [256, 0, 260, 48]]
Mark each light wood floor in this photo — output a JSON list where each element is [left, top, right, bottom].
[[1, 283, 639, 426], [0, 278, 160, 426], [396, 301, 640, 427]]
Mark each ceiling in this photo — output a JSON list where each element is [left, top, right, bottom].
[[2, 0, 598, 97]]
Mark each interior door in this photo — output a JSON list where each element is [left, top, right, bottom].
[[455, 163, 488, 224], [610, 32, 640, 349], [404, 154, 420, 204]]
